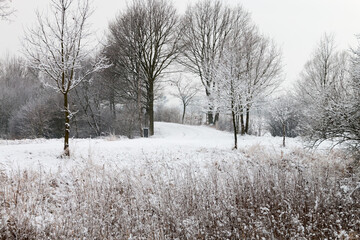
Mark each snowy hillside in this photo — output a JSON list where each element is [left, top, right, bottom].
[[0, 122, 302, 171]]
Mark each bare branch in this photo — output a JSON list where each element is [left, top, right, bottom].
[[0, 0, 15, 21]]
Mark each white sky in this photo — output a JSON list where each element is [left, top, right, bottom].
[[1, 0, 360, 89]]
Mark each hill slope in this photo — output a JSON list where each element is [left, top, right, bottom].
[[0, 122, 300, 171]]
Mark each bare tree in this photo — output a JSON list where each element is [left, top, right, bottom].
[[0, 0, 14, 20], [214, 19, 281, 146], [104, 20, 147, 136], [296, 34, 359, 154], [73, 61, 103, 137], [171, 77, 200, 124], [180, 0, 250, 125], [136, 0, 180, 136], [241, 30, 282, 135], [268, 95, 299, 147], [0, 57, 39, 137], [107, 0, 180, 136], [23, 0, 108, 157], [215, 47, 246, 149], [297, 34, 347, 104], [296, 34, 350, 141]]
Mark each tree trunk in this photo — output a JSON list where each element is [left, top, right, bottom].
[[245, 107, 250, 134], [235, 113, 240, 134], [232, 110, 237, 149], [149, 80, 154, 136], [207, 111, 214, 125], [182, 103, 186, 124], [138, 98, 143, 137], [240, 113, 245, 135], [214, 112, 219, 126], [206, 88, 214, 125], [110, 89, 116, 119], [64, 92, 70, 157], [137, 74, 143, 137], [206, 107, 219, 126], [282, 122, 286, 147]]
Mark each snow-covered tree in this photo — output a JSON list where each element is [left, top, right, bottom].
[[295, 33, 360, 156], [216, 31, 281, 142], [180, 0, 250, 125], [297, 34, 348, 108], [215, 47, 247, 149], [213, 15, 282, 147], [240, 30, 282, 135], [296, 34, 351, 145], [328, 39, 360, 153], [23, 0, 108, 157]]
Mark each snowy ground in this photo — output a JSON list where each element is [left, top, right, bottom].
[[0, 122, 304, 172], [1, 122, 358, 239]]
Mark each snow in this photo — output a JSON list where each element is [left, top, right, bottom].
[[0, 122, 304, 173], [0, 124, 357, 239]]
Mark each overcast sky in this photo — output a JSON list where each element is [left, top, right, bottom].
[[1, 0, 360, 88]]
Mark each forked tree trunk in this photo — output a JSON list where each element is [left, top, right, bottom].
[[64, 92, 70, 157], [182, 104, 186, 124]]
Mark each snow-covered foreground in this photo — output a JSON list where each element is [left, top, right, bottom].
[[0, 122, 303, 172], [0, 122, 359, 239]]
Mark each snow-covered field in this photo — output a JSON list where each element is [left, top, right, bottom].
[[0, 122, 358, 239], [0, 122, 303, 172]]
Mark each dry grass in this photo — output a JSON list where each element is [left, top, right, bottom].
[[0, 147, 359, 239]]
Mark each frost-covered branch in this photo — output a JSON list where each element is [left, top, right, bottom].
[[23, 0, 109, 157]]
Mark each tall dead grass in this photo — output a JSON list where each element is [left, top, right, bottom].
[[0, 147, 359, 239]]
